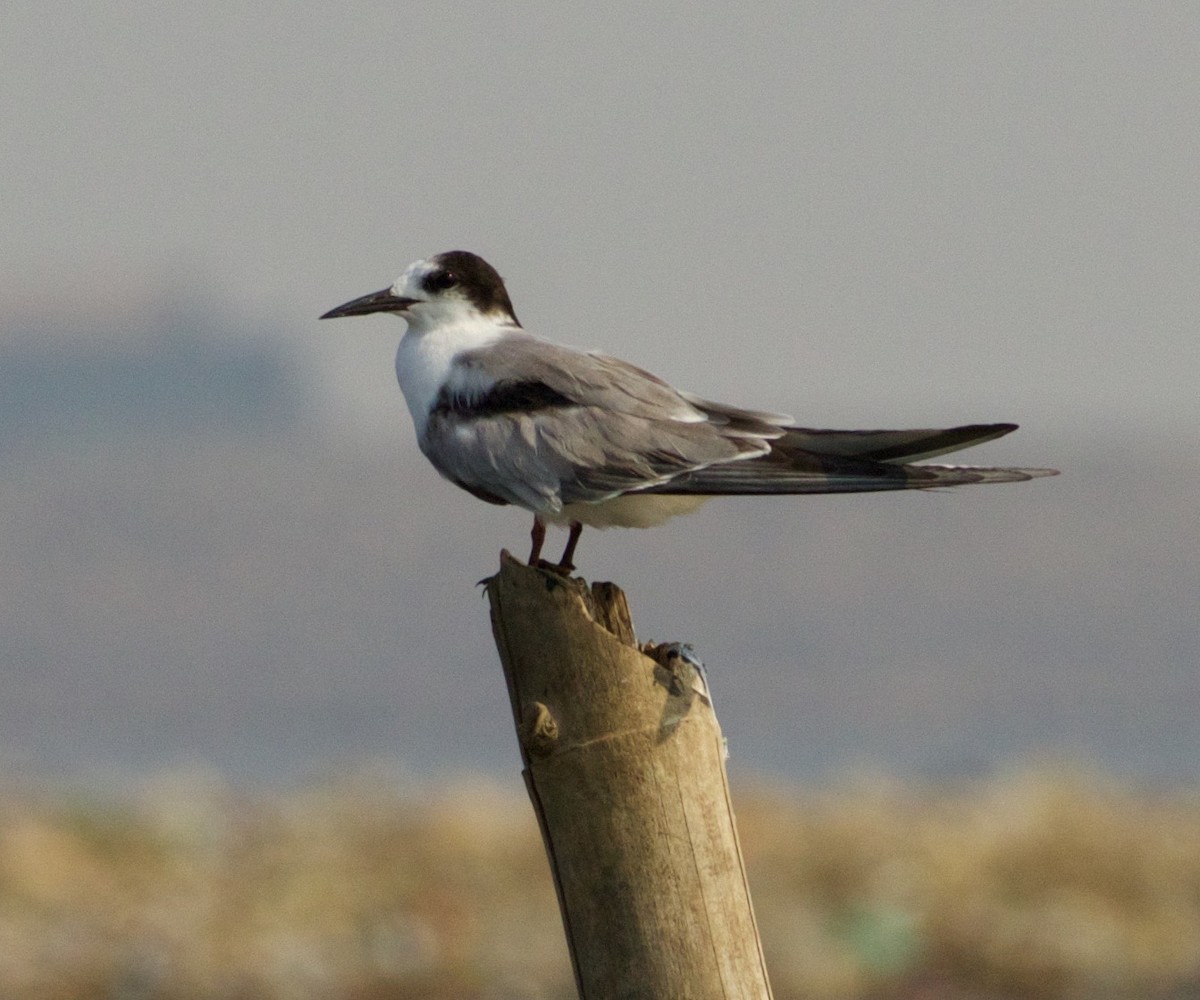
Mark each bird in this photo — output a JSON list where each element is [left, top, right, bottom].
[[321, 251, 1057, 571]]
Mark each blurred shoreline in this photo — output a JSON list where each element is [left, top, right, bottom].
[[1, 762, 1196, 1000]]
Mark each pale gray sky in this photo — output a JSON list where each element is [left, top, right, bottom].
[[5, 3, 1198, 436], [3, 4, 1198, 782]]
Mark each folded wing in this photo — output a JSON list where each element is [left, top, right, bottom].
[[425, 336, 1057, 512]]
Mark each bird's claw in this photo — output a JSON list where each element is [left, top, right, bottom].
[[533, 558, 575, 577]]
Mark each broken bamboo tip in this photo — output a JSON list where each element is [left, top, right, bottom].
[[489, 549, 638, 648]]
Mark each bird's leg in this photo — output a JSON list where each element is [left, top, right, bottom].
[[556, 521, 583, 572], [528, 516, 546, 566]]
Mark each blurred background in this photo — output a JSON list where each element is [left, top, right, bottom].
[[3, 3, 1198, 997]]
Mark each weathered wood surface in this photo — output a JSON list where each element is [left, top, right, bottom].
[[486, 552, 773, 1000]]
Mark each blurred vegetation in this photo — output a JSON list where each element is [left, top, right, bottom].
[[0, 764, 1196, 1000]]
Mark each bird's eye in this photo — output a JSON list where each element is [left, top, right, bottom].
[[423, 270, 459, 293]]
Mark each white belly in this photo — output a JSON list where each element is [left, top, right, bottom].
[[548, 493, 711, 529]]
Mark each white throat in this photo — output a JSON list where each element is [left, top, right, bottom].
[[394, 309, 511, 437]]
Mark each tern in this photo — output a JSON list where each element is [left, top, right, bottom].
[[321, 251, 1056, 571]]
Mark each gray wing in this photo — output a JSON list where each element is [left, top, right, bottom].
[[681, 396, 1019, 463], [421, 333, 1056, 512], [421, 336, 779, 513], [468, 338, 790, 439], [642, 406, 1056, 494]]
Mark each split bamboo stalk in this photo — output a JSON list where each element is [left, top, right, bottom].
[[485, 551, 773, 1000]]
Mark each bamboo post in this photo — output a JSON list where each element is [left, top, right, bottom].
[[485, 551, 773, 1000]]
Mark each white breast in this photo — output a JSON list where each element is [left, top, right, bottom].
[[394, 320, 507, 438]]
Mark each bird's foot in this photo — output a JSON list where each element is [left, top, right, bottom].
[[533, 557, 575, 577]]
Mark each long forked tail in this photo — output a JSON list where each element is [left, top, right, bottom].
[[645, 422, 1058, 496]]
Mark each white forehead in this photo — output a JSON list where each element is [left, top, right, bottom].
[[390, 257, 438, 297]]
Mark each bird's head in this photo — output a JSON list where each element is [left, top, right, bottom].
[[320, 250, 520, 331]]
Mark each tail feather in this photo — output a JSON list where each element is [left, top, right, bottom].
[[646, 459, 1056, 496], [645, 421, 1057, 496]]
